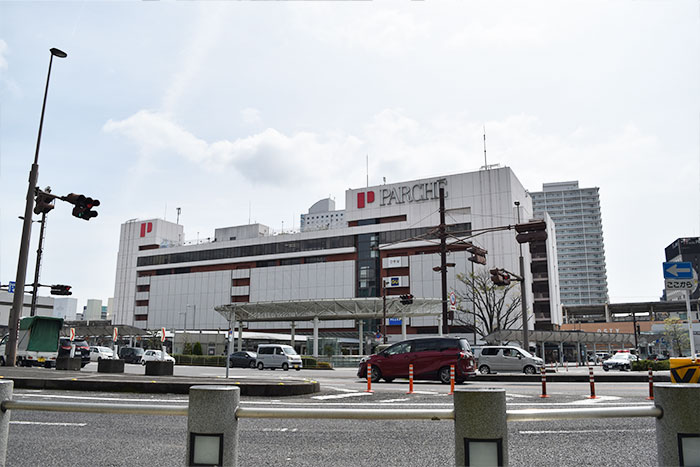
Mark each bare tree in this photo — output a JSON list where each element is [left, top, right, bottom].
[[453, 269, 522, 339], [663, 317, 690, 356]]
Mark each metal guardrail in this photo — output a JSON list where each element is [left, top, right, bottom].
[[507, 405, 662, 422], [1, 400, 188, 417], [236, 407, 454, 420]]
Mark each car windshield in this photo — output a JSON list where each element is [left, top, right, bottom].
[[282, 347, 297, 355], [611, 353, 630, 360]]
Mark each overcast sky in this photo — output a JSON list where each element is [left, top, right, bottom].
[[1, 1, 699, 313]]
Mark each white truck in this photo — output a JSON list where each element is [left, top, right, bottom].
[[0, 316, 64, 367]]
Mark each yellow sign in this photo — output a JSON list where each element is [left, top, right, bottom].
[[670, 358, 700, 383]]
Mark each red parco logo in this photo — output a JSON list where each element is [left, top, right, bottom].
[[357, 191, 375, 209], [140, 222, 153, 237]]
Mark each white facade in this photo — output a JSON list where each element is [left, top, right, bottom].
[[84, 299, 103, 321], [53, 297, 78, 321], [300, 198, 345, 232], [113, 167, 561, 337], [0, 291, 55, 325]]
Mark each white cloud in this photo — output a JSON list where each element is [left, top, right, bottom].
[[0, 39, 7, 71], [241, 108, 262, 125]]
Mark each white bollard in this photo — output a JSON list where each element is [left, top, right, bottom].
[[187, 385, 240, 467]]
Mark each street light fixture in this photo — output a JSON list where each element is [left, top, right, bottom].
[[6, 48, 67, 367]]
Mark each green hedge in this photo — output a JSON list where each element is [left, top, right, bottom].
[[631, 359, 670, 371], [301, 356, 333, 370], [174, 355, 227, 367]]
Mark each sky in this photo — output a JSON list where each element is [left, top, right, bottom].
[[1, 1, 699, 313]]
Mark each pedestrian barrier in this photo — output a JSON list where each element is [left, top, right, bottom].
[[647, 368, 654, 400], [406, 364, 414, 394], [448, 365, 455, 395], [0, 380, 697, 466]]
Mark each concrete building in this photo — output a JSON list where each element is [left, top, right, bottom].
[[531, 181, 609, 306], [83, 299, 103, 321], [53, 297, 78, 321], [112, 167, 562, 345], [300, 198, 345, 232]]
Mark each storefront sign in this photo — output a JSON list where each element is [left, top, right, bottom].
[[379, 178, 448, 207]]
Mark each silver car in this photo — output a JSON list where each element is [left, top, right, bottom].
[[477, 345, 544, 374]]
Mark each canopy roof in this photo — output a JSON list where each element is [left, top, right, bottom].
[[61, 321, 148, 338], [485, 329, 663, 346], [216, 298, 443, 323]]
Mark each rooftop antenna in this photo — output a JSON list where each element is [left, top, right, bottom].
[[176, 207, 181, 225], [483, 125, 488, 169]]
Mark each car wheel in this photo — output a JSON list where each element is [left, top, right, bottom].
[[282, 362, 289, 371], [257, 362, 264, 370], [523, 365, 536, 375], [228, 360, 234, 368], [295, 367, 301, 371], [370, 365, 382, 383], [603, 366, 609, 372], [141, 360, 146, 366], [438, 366, 452, 384], [478, 365, 490, 375], [249, 360, 256, 369]]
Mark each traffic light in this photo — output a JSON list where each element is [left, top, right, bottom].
[[65, 193, 100, 221], [467, 244, 487, 265], [33, 191, 55, 215], [515, 220, 547, 244], [489, 268, 511, 286], [50, 284, 72, 295], [399, 294, 414, 305]]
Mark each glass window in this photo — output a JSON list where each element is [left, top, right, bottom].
[[385, 342, 412, 355]]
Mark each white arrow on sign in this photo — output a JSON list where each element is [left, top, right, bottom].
[[666, 264, 692, 277]]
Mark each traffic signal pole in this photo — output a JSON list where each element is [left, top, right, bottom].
[[439, 188, 449, 335], [29, 211, 48, 316], [515, 201, 529, 352]]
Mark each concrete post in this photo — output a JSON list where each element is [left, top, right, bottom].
[[401, 315, 407, 341], [313, 316, 319, 357], [540, 341, 546, 362], [290, 322, 295, 347], [454, 388, 508, 467], [0, 380, 13, 465], [237, 321, 243, 351], [438, 315, 444, 336], [187, 385, 239, 467], [559, 342, 564, 365], [655, 383, 700, 466]]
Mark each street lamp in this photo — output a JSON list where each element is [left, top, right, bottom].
[[6, 48, 67, 367]]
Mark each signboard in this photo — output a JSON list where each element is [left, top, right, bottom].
[[449, 292, 457, 312], [161, 328, 166, 343], [670, 358, 700, 384], [665, 279, 698, 290], [663, 262, 694, 279], [388, 318, 402, 326], [69, 328, 75, 341], [384, 276, 409, 288], [8, 281, 15, 294], [113, 327, 118, 342]]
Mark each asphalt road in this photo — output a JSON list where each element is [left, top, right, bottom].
[[5, 376, 658, 467]]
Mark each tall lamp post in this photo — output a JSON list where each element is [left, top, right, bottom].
[[6, 48, 67, 367]]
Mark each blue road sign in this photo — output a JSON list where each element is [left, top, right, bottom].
[[388, 318, 402, 326], [8, 281, 15, 293], [663, 262, 694, 279]]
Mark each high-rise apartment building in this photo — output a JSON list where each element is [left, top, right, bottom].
[[531, 181, 609, 305]]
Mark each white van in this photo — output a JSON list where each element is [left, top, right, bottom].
[[255, 344, 303, 371], [477, 345, 544, 374]]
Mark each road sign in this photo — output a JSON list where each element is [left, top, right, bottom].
[[388, 318, 402, 326], [69, 328, 75, 341], [449, 292, 457, 311], [161, 328, 166, 342], [8, 281, 15, 294], [665, 279, 698, 290], [113, 327, 118, 341], [663, 262, 694, 279]]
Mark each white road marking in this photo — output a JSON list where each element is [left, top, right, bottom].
[[569, 395, 621, 404], [261, 427, 298, 432], [380, 398, 409, 403], [520, 429, 654, 435], [312, 393, 373, 400], [15, 393, 187, 403], [11, 421, 87, 427], [506, 393, 532, 398], [323, 386, 360, 393]]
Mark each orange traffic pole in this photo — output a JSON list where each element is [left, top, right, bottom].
[[448, 365, 455, 395], [540, 366, 549, 398], [406, 364, 414, 394], [647, 368, 654, 400], [588, 366, 597, 399], [366, 363, 373, 393]]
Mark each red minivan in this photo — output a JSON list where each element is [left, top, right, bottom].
[[357, 337, 476, 384]]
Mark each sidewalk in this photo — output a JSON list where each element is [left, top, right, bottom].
[[0, 366, 321, 396]]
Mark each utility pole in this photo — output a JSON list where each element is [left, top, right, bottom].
[[382, 284, 387, 344], [439, 188, 449, 335], [30, 212, 48, 316]]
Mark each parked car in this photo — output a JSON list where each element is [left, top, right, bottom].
[[357, 337, 476, 384], [58, 338, 91, 367], [141, 350, 175, 365], [255, 344, 302, 371], [89, 346, 115, 362], [119, 346, 145, 364], [476, 345, 544, 375], [603, 352, 638, 371], [228, 351, 257, 368]]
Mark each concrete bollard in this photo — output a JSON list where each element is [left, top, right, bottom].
[[187, 385, 240, 467], [655, 384, 700, 466], [454, 388, 508, 467], [0, 380, 14, 466]]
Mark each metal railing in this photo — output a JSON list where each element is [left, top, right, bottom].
[[0, 382, 695, 466]]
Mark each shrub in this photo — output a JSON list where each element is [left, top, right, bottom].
[[183, 342, 193, 355], [301, 356, 333, 369], [192, 342, 203, 355], [174, 354, 227, 367], [631, 359, 670, 371]]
